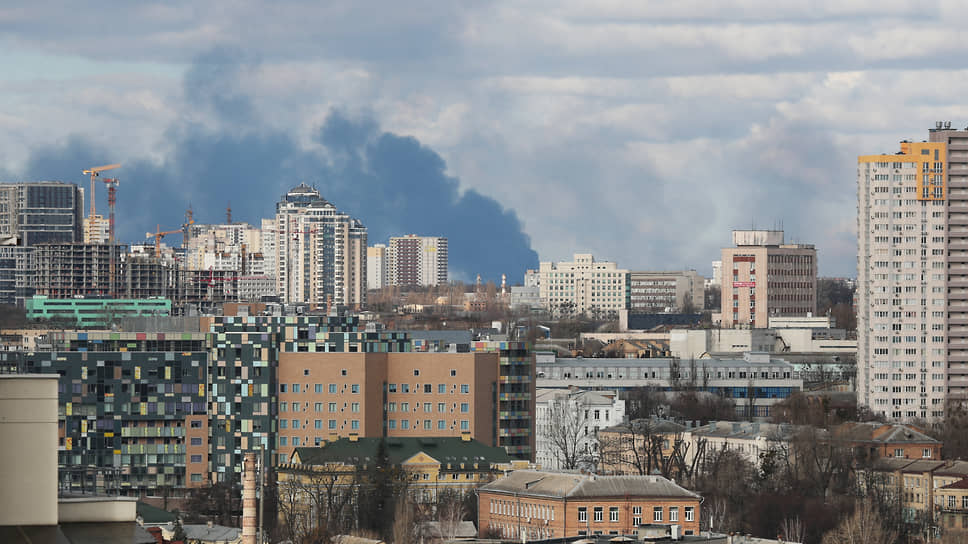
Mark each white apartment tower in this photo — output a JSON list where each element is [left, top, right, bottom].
[[367, 244, 387, 289], [538, 253, 629, 318], [858, 131, 952, 420], [272, 183, 367, 308]]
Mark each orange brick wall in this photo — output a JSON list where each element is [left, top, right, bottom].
[[478, 491, 701, 539], [276, 352, 499, 463], [185, 414, 209, 487]]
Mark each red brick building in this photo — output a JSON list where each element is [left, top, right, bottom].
[[477, 470, 701, 540]]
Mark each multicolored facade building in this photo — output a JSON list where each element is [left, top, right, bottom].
[[9, 315, 416, 496]]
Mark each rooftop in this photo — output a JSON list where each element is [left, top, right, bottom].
[[479, 470, 700, 500], [290, 436, 511, 468]]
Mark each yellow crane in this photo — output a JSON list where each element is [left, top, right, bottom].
[[146, 225, 184, 258], [82, 163, 120, 238]]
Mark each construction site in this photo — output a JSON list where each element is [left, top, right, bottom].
[[0, 164, 272, 312]]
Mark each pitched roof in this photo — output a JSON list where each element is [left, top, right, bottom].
[[479, 470, 700, 500], [601, 418, 685, 435], [942, 478, 968, 490], [136, 501, 177, 523], [833, 422, 940, 445], [291, 437, 510, 468]]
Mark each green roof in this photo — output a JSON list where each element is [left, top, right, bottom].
[[136, 501, 178, 523], [292, 437, 510, 468]]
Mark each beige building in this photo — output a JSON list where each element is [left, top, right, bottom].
[[719, 230, 817, 329], [539, 254, 629, 319], [275, 351, 500, 464], [366, 244, 387, 289], [628, 270, 704, 313], [82, 214, 109, 244]]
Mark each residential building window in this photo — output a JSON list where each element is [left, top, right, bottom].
[[402, 420, 410, 429], [633, 506, 641, 525], [292, 437, 300, 446], [280, 420, 287, 429], [685, 507, 694, 522], [388, 420, 396, 429], [895, 448, 904, 458], [328, 420, 336, 429], [460, 420, 469, 430], [461, 384, 469, 394], [315, 384, 323, 393], [924, 448, 931, 458], [292, 384, 300, 393], [351, 402, 360, 413], [594, 507, 603, 522], [351, 420, 360, 430], [461, 403, 470, 413], [314, 403, 323, 412], [314, 419, 322, 429], [609, 507, 619, 522], [438, 402, 446, 412], [280, 436, 287, 446], [578, 507, 587, 522], [280, 384, 287, 393], [389, 383, 397, 393], [424, 384, 432, 393], [280, 402, 287, 412], [329, 402, 337, 412], [670, 507, 678, 522], [438, 420, 446, 429], [190, 455, 202, 463], [292, 419, 300, 429], [424, 420, 432, 430], [190, 437, 203, 446], [190, 474, 202, 482], [438, 384, 446, 393], [352, 384, 360, 394], [653, 507, 662, 522], [329, 384, 337, 393]]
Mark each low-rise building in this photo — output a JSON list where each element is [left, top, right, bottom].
[[278, 436, 523, 504], [537, 352, 803, 420], [477, 470, 702, 539], [25, 295, 171, 327], [535, 389, 624, 470]]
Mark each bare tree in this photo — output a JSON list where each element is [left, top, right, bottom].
[[544, 397, 593, 470], [436, 489, 468, 542], [820, 500, 897, 544], [780, 515, 805, 544], [391, 493, 419, 544]]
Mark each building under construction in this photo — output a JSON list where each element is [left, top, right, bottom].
[[30, 243, 126, 298]]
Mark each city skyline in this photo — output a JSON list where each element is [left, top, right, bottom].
[[6, 3, 965, 279]]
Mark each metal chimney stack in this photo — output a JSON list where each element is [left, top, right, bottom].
[[242, 452, 257, 544]]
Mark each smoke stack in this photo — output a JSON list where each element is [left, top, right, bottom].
[[242, 452, 257, 544]]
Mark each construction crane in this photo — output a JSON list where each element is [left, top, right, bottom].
[[100, 177, 120, 297], [82, 163, 120, 238], [146, 225, 184, 258]]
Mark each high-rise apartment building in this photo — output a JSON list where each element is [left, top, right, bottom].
[[0, 181, 83, 245], [83, 214, 109, 244], [367, 244, 387, 289], [538, 254, 629, 318], [857, 124, 965, 420], [719, 230, 817, 329], [271, 184, 367, 309], [387, 235, 448, 287]]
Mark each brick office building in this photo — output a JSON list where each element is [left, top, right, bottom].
[[276, 351, 500, 463], [477, 470, 701, 540]]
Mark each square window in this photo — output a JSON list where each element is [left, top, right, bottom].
[[414, 369, 420, 376], [450, 369, 457, 377], [328, 420, 337, 429], [461, 384, 469, 394], [424, 384, 432, 393], [438, 420, 446, 429], [351, 420, 360, 430], [341, 369, 347, 376], [352, 384, 360, 394], [304, 369, 310, 376], [438, 384, 446, 393]]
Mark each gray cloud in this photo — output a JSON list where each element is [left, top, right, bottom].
[[4, 1, 967, 279]]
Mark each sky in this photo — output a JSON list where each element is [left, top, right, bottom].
[[4, 1, 968, 281]]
